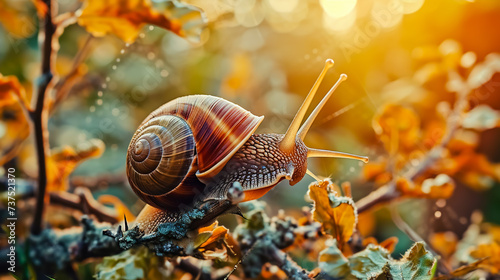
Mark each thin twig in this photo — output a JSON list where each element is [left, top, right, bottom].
[[30, 0, 56, 236], [389, 203, 450, 275], [51, 34, 93, 112], [49, 188, 119, 224]]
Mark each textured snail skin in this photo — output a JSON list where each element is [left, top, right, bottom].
[[203, 134, 308, 202]]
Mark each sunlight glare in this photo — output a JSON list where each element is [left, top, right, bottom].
[[320, 0, 357, 19]]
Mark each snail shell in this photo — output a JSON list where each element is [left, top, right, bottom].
[[126, 95, 263, 210]]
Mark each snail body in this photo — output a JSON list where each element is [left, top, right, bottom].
[[127, 60, 368, 233]]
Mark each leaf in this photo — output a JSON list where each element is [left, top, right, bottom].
[[349, 244, 393, 279], [429, 231, 458, 259], [0, 74, 30, 109], [193, 221, 229, 260], [363, 237, 399, 254], [307, 180, 357, 249], [434, 258, 487, 280], [0, 102, 29, 166], [348, 242, 436, 280], [463, 105, 500, 130], [470, 242, 500, 274], [96, 246, 166, 280], [47, 138, 105, 191], [0, 0, 37, 38], [318, 239, 351, 278], [372, 104, 421, 154], [77, 0, 206, 43], [395, 242, 437, 280], [396, 175, 455, 199]]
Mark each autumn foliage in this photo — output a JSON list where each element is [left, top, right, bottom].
[[1, 0, 500, 279]]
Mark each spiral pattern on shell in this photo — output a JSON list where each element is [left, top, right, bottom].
[[127, 115, 196, 208], [126, 95, 264, 210]]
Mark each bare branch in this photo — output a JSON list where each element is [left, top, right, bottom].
[[30, 0, 57, 236]]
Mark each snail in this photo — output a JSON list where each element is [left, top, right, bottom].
[[127, 59, 368, 234]]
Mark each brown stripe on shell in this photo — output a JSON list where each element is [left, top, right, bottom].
[[126, 115, 205, 210], [145, 95, 264, 181]]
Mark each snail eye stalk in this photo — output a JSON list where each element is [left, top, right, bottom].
[[280, 59, 334, 153]]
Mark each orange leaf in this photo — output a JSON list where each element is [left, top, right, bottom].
[[0, 0, 37, 38], [0, 74, 30, 109], [372, 104, 421, 154], [0, 103, 29, 166], [47, 139, 105, 192], [379, 237, 398, 253], [77, 0, 206, 43], [429, 231, 458, 259], [362, 236, 398, 253], [307, 180, 357, 249], [470, 242, 500, 274], [396, 174, 455, 199], [434, 258, 488, 280]]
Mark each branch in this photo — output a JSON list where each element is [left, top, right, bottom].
[[51, 34, 93, 112], [49, 187, 119, 224], [255, 235, 311, 280], [30, 0, 57, 236]]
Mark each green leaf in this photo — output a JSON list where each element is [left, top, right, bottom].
[[96, 247, 165, 280], [347, 242, 436, 280], [349, 244, 393, 279], [318, 240, 351, 278]]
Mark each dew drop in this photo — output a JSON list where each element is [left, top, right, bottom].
[[116, 58, 121, 63], [102, 84, 107, 89], [106, 77, 111, 82], [139, 33, 145, 38], [147, 52, 155, 60], [434, 211, 442, 218], [349, 167, 355, 172], [112, 65, 117, 70], [160, 69, 169, 77], [120, 49, 125, 54], [436, 199, 446, 208], [125, 43, 130, 47], [89, 106, 96, 112], [96, 99, 103, 106], [98, 91, 103, 97], [112, 108, 120, 116], [149, 25, 154, 31]]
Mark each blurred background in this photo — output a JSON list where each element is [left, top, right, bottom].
[[1, 0, 500, 274]]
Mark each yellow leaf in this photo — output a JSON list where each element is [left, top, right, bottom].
[[470, 242, 500, 274], [196, 222, 228, 250], [396, 175, 455, 199], [434, 258, 487, 280], [372, 104, 421, 154], [307, 180, 357, 249], [429, 231, 458, 259], [77, 0, 206, 43], [47, 139, 105, 191], [0, 0, 36, 39], [0, 74, 30, 109], [0, 103, 29, 166]]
